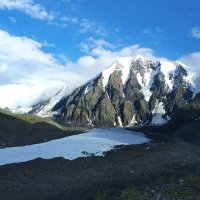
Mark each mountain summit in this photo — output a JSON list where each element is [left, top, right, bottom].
[[35, 56, 200, 127]]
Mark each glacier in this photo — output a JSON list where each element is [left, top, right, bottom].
[[0, 128, 150, 166]]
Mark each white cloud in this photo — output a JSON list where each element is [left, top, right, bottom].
[[42, 40, 55, 48], [0, 30, 171, 111], [142, 27, 163, 35], [68, 38, 161, 80], [0, 29, 82, 110], [9, 16, 16, 23], [1, 29, 199, 112], [179, 52, 200, 73], [79, 18, 107, 36], [155, 27, 163, 33], [58, 16, 108, 36], [0, 0, 54, 20], [49, 15, 109, 37], [60, 15, 78, 24], [191, 27, 200, 39], [79, 37, 115, 54], [142, 28, 152, 34]]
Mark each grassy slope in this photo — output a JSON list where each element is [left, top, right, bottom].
[[0, 110, 88, 148]]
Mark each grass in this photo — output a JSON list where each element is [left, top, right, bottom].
[[92, 192, 107, 200], [0, 109, 89, 132], [179, 190, 193, 199], [0, 109, 90, 148], [12, 113, 43, 124], [0, 109, 65, 129], [124, 186, 138, 200], [0, 108, 48, 123], [157, 175, 176, 185], [187, 176, 200, 186], [0, 111, 17, 120]]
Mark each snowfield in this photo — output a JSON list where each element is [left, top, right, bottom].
[[0, 128, 150, 166]]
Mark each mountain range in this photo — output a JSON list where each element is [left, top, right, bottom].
[[33, 55, 200, 127]]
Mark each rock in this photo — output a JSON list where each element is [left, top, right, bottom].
[[145, 146, 150, 151], [179, 179, 184, 184], [47, 57, 200, 127]]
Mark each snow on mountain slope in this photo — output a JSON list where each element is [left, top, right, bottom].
[[151, 101, 170, 125], [33, 55, 200, 127], [159, 61, 177, 90], [101, 56, 197, 99], [101, 57, 132, 88], [102, 62, 117, 89], [84, 81, 94, 95], [35, 86, 68, 117], [184, 73, 200, 95], [117, 57, 133, 84], [135, 60, 159, 101]]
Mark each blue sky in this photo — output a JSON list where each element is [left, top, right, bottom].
[[0, 0, 200, 110], [0, 0, 200, 60]]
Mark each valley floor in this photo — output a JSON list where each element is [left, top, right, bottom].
[[0, 127, 200, 200]]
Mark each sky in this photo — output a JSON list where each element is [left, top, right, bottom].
[[0, 0, 200, 110]]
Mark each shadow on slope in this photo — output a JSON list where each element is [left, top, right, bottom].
[[131, 118, 200, 145], [0, 111, 88, 148]]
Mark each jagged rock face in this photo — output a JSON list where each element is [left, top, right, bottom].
[[125, 70, 143, 102], [45, 56, 200, 127], [93, 95, 116, 127], [120, 100, 134, 126]]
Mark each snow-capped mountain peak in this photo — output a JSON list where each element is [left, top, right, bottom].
[[32, 55, 200, 127], [101, 57, 132, 88]]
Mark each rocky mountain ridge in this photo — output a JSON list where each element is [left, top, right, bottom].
[[35, 56, 200, 127]]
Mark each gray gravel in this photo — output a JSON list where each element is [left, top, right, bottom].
[[0, 141, 200, 200]]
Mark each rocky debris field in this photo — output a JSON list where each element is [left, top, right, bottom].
[[0, 139, 200, 200]]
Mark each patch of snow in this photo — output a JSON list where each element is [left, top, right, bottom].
[[102, 57, 132, 89], [160, 61, 177, 90], [152, 101, 166, 115], [135, 55, 150, 62], [127, 115, 137, 127], [84, 82, 93, 95], [117, 57, 132, 85], [117, 116, 123, 127], [136, 66, 158, 102], [165, 115, 171, 121], [135, 55, 145, 59], [102, 62, 118, 89], [87, 119, 94, 127], [151, 101, 169, 125], [184, 72, 200, 95], [0, 128, 150, 166], [106, 91, 112, 102]]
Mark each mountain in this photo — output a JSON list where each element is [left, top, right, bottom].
[[35, 56, 200, 127]]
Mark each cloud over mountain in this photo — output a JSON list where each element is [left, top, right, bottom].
[[0, 29, 199, 111], [0, 30, 156, 110], [0, 0, 54, 20]]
